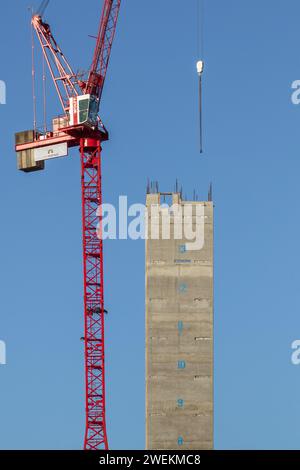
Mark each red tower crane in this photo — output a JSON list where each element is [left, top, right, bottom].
[[15, 0, 121, 450]]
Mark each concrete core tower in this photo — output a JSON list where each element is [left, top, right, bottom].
[[145, 191, 214, 450]]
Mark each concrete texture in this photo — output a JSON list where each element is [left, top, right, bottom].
[[146, 193, 214, 450]]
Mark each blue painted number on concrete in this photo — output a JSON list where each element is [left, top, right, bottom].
[[178, 360, 186, 369], [179, 283, 187, 293]]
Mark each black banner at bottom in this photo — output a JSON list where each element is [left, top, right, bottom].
[[0, 450, 300, 466]]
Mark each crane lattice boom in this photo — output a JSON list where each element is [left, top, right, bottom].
[[85, 0, 121, 100], [32, 15, 80, 114]]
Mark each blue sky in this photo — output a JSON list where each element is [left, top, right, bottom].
[[1, 0, 300, 450]]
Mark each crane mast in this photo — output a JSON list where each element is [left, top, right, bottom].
[[81, 138, 107, 450], [15, 0, 121, 450]]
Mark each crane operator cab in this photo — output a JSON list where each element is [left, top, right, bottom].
[[69, 94, 99, 129]]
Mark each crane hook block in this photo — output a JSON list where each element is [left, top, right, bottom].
[[196, 60, 204, 76]]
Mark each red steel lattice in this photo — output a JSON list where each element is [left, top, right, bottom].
[[17, 0, 121, 450], [80, 138, 108, 450]]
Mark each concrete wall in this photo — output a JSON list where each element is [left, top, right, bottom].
[[146, 193, 214, 450]]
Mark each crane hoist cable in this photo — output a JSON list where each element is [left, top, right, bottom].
[[37, 0, 50, 17], [197, 60, 204, 154], [31, 1, 50, 134], [196, 0, 204, 154], [42, 52, 47, 134], [30, 11, 37, 133]]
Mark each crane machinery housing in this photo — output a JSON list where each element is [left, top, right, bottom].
[[15, 0, 121, 450]]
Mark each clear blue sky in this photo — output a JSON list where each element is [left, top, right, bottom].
[[0, 0, 300, 450]]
